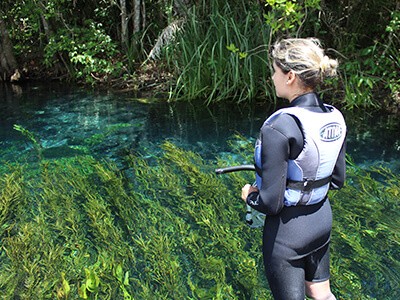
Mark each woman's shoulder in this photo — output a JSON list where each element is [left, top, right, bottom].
[[261, 112, 302, 138], [263, 110, 300, 128]]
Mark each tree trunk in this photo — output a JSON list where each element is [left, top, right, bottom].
[[120, 0, 128, 45], [133, 0, 141, 33], [0, 18, 18, 81], [141, 0, 146, 30], [38, 0, 53, 41]]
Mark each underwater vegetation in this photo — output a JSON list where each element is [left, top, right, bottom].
[[0, 135, 399, 299]]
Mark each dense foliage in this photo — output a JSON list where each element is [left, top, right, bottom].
[[0, 0, 399, 108], [0, 137, 399, 299]]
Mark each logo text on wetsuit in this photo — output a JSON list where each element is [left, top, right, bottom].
[[319, 123, 343, 142]]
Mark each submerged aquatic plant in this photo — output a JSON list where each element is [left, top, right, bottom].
[[330, 160, 400, 297], [84, 123, 134, 146], [13, 124, 43, 160], [0, 138, 398, 299]]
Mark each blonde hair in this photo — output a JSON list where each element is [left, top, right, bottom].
[[271, 38, 338, 88]]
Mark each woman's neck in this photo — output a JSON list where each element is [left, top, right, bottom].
[[288, 88, 314, 102]]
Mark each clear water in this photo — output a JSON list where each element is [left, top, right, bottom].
[[1, 82, 400, 298], [1, 82, 399, 171]]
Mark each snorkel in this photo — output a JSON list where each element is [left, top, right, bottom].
[[215, 164, 255, 174], [215, 165, 265, 228]]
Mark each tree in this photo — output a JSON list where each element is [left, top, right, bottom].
[[133, 0, 142, 34], [120, 0, 129, 45], [0, 18, 18, 81]]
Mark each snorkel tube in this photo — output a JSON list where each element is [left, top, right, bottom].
[[215, 164, 265, 228], [215, 164, 255, 175]]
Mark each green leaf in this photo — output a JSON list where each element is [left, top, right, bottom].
[[239, 52, 248, 59], [226, 43, 239, 53]]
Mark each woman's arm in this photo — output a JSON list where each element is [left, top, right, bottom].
[[330, 136, 347, 189], [246, 115, 303, 215]]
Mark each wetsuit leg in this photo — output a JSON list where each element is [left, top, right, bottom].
[[264, 241, 306, 300], [305, 243, 330, 282]]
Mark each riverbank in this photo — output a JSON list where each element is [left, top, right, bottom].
[[5, 57, 173, 99]]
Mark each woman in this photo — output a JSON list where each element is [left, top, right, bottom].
[[241, 38, 346, 300]]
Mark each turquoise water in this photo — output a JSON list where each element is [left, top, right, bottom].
[[1, 83, 399, 170], [0, 83, 261, 167]]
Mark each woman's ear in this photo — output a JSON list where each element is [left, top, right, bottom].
[[286, 70, 296, 85]]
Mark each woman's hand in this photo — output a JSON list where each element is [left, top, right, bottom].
[[241, 184, 259, 202]]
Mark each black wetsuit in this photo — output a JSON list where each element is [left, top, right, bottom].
[[247, 93, 346, 300]]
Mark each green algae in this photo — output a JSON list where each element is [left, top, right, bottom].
[[0, 138, 399, 299]]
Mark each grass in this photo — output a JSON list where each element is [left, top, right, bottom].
[[0, 137, 399, 299], [164, 1, 274, 104]]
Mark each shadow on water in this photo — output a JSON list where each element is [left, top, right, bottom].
[[0, 82, 399, 299]]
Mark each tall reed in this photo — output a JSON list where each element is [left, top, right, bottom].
[[164, 0, 274, 104]]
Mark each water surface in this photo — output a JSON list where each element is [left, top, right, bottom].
[[1, 82, 399, 170]]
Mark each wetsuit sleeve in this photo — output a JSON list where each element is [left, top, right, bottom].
[[330, 135, 347, 189], [246, 115, 303, 215]]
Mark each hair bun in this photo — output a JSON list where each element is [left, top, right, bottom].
[[320, 55, 338, 78]]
